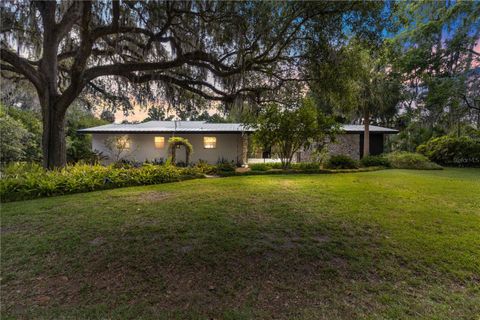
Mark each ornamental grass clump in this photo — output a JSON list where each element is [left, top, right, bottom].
[[0, 162, 204, 202]]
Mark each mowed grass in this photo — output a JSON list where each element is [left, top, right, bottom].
[[1, 169, 479, 319]]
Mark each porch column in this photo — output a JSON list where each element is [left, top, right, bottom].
[[241, 133, 248, 166]]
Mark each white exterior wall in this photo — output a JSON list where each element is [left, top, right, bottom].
[[92, 133, 244, 164]]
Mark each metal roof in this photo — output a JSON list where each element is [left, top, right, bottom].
[[78, 121, 398, 134], [78, 121, 254, 133], [340, 125, 398, 134]]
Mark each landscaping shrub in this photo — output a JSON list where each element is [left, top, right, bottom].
[[326, 155, 359, 169], [385, 152, 442, 170], [216, 160, 236, 174], [112, 159, 143, 169], [360, 155, 391, 167], [0, 163, 205, 202], [250, 163, 271, 171], [416, 135, 480, 167], [194, 160, 217, 175], [290, 162, 321, 171], [268, 162, 284, 169], [1, 162, 44, 179]]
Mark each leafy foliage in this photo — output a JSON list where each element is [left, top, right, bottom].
[[1, 1, 386, 168], [290, 162, 322, 171], [254, 98, 338, 168], [191, 110, 228, 123], [417, 136, 480, 167], [100, 110, 115, 123], [0, 163, 204, 202], [0, 104, 108, 164], [103, 135, 134, 163], [251, 162, 321, 172], [0, 104, 42, 162], [216, 160, 236, 174], [249, 163, 271, 172], [0, 115, 32, 163], [193, 160, 217, 175], [386, 152, 442, 170], [167, 137, 193, 165], [66, 106, 109, 163], [326, 155, 359, 169], [143, 106, 174, 122], [360, 155, 391, 168], [392, 1, 480, 146]]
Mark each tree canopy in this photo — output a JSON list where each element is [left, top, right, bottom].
[[254, 98, 337, 168], [1, 0, 478, 167], [1, 0, 385, 168], [393, 0, 480, 141]]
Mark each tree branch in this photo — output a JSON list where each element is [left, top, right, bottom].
[[56, 2, 84, 42], [0, 47, 41, 90], [112, 1, 120, 30]]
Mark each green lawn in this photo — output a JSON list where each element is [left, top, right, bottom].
[[1, 169, 479, 319]]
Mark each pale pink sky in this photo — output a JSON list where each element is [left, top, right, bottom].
[[473, 41, 480, 67], [113, 107, 149, 123]]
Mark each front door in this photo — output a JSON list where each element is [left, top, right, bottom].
[[175, 145, 187, 164], [359, 133, 384, 158]]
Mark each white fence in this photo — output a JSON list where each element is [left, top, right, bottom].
[[247, 158, 283, 164]]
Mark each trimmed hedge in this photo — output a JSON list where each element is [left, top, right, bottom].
[[361, 155, 391, 168], [221, 166, 384, 177], [250, 163, 271, 171], [416, 135, 480, 167], [290, 162, 321, 171], [0, 163, 205, 202], [326, 155, 359, 169], [385, 152, 442, 170], [250, 162, 322, 172]]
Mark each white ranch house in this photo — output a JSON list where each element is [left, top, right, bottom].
[[78, 121, 398, 165]]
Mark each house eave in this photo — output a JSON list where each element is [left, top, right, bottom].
[[77, 130, 255, 134], [343, 130, 399, 134]]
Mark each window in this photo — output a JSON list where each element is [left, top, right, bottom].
[[154, 136, 165, 149], [203, 136, 216, 149], [117, 136, 130, 149]]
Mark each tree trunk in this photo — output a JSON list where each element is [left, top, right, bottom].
[[363, 109, 370, 158], [42, 103, 67, 169], [477, 108, 480, 129]]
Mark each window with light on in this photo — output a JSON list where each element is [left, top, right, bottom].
[[154, 136, 165, 149], [203, 136, 216, 149], [117, 136, 130, 149]]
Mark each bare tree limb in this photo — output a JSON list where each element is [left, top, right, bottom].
[[55, 2, 84, 42], [0, 47, 41, 90]]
